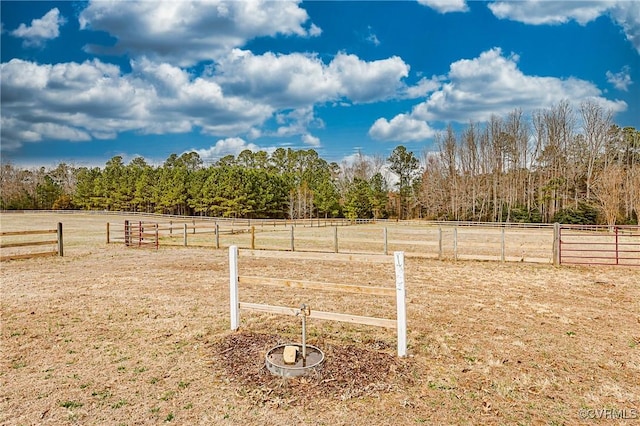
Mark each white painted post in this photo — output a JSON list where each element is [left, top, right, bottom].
[[229, 245, 240, 330], [501, 226, 505, 262], [394, 251, 407, 357]]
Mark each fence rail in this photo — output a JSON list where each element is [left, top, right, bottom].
[[123, 221, 158, 250], [559, 225, 640, 266], [105, 219, 556, 263], [0, 223, 64, 261]]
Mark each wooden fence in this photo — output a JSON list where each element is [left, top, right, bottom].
[[106, 219, 352, 249], [105, 219, 556, 264], [0, 223, 63, 261], [224, 224, 555, 264], [101, 217, 640, 267], [124, 220, 159, 250], [229, 246, 407, 357]]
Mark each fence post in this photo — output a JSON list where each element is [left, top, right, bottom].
[[334, 226, 338, 253], [192, 219, 196, 234], [383, 227, 388, 255], [170, 220, 173, 236], [394, 251, 407, 357], [251, 226, 255, 250], [183, 223, 188, 247], [229, 245, 240, 330], [438, 227, 442, 260], [57, 222, 64, 257], [615, 226, 619, 265], [106, 222, 110, 244], [215, 223, 220, 249], [290, 226, 295, 251], [501, 226, 505, 262], [155, 224, 159, 250], [453, 226, 458, 261], [124, 220, 130, 246], [553, 222, 560, 266]]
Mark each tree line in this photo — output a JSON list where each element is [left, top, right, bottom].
[[1, 100, 639, 225]]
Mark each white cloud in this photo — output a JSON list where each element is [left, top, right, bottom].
[[78, 0, 318, 66], [418, 0, 469, 13], [190, 137, 261, 161], [609, 2, 640, 54], [488, 1, 640, 54], [0, 58, 274, 150], [369, 48, 627, 142], [309, 23, 322, 37], [412, 48, 626, 123], [215, 50, 339, 108], [369, 114, 436, 142], [402, 76, 442, 99], [215, 50, 410, 107], [11, 8, 66, 47], [301, 133, 321, 147], [328, 53, 409, 103], [274, 107, 324, 138], [366, 26, 380, 46], [488, 1, 611, 25], [606, 66, 633, 91], [1, 46, 412, 152], [189, 137, 280, 162]]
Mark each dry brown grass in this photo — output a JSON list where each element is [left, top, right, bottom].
[[1, 213, 639, 425]]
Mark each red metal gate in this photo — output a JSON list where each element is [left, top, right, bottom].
[[559, 225, 640, 266]]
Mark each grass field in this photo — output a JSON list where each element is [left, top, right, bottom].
[[1, 213, 639, 425]]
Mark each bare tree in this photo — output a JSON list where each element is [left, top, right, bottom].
[[593, 164, 624, 228], [459, 121, 481, 220], [437, 125, 460, 220], [580, 100, 612, 201], [533, 101, 575, 221], [419, 153, 449, 219]]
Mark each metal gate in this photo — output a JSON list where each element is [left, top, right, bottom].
[[124, 220, 159, 250], [559, 225, 640, 266]]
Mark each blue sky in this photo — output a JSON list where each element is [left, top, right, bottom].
[[1, 0, 639, 168]]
